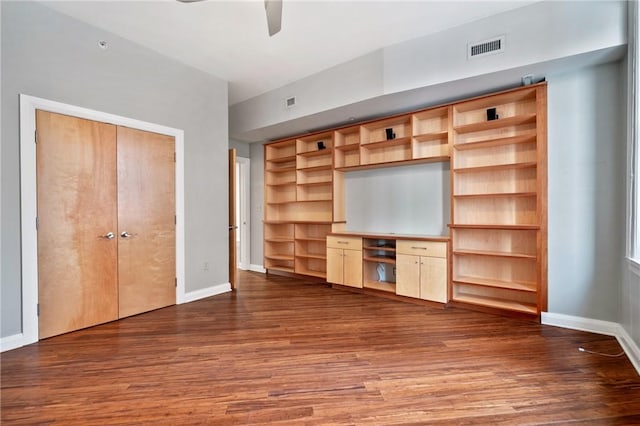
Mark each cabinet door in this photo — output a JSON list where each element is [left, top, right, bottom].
[[421, 256, 447, 303], [342, 249, 363, 288], [326, 247, 344, 284], [396, 254, 420, 298]]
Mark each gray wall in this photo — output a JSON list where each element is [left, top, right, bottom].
[[230, 0, 627, 142], [249, 61, 627, 323], [1, 2, 229, 337], [229, 139, 251, 158], [547, 61, 625, 321], [621, 0, 640, 348]]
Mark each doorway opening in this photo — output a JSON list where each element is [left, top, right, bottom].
[[236, 156, 251, 271]]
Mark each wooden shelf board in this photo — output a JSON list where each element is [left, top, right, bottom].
[[454, 192, 537, 199], [296, 198, 333, 203], [454, 276, 537, 293], [265, 238, 294, 243], [296, 181, 332, 187], [267, 154, 297, 164], [454, 134, 536, 151], [413, 131, 448, 143], [454, 114, 537, 134], [296, 164, 333, 172], [295, 237, 326, 242], [295, 254, 327, 260], [267, 166, 296, 173], [266, 266, 295, 274], [363, 256, 396, 265], [335, 143, 360, 152], [266, 200, 297, 205], [449, 224, 540, 230], [361, 136, 411, 149], [363, 246, 397, 253], [453, 249, 537, 259], [298, 149, 333, 158], [453, 292, 538, 315], [295, 268, 326, 279], [266, 181, 296, 187], [265, 254, 294, 261], [453, 161, 537, 174], [364, 280, 396, 293], [338, 156, 450, 172], [264, 220, 333, 225]]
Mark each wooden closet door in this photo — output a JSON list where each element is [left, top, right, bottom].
[[117, 126, 176, 318], [36, 110, 118, 339]]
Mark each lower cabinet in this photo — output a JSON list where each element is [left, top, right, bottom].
[[326, 236, 362, 288], [396, 240, 448, 303]]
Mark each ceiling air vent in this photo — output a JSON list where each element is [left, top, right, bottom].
[[285, 96, 296, 109], [468, 35, 505, 59]]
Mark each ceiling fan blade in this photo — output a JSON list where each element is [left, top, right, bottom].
[[264, 0, 282, 36]]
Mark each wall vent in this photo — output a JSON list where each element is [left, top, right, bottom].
[[285, 96, 296, 109], [468, 35, 505, 59]]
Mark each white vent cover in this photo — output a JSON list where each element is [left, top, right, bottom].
[[285, 96, 296, 109], [468, 35, 505, 59]]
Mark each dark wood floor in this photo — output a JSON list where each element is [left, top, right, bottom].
[[2, 271, 640, 425]]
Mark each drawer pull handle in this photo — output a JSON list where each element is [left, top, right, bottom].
[[412, 246, 427, 250], [338, 241, 349, 244]]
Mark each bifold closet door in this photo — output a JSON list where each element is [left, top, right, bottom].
[[117, 126, 176, 318], [36, 110, 119, 339]]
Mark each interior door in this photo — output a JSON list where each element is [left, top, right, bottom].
[[36, 110, 118, 339], [229, 149, 238, 290], [117, 126, 176, 318]]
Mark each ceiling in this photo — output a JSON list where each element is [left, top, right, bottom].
[[40, 0, 538, 106]]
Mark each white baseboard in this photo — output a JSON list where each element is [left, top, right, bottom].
[[181, 282, 231, 304], [542, 312, 640, 375], [1, 333, 27, 353], [249, 264, 266, 273], [616, 325, 640, 375], [541, 312, 620, 336]]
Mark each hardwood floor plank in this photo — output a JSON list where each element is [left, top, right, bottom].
[[2, 271, 639, 424]]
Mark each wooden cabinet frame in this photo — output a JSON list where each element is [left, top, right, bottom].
[[264, 83, 547, 319]]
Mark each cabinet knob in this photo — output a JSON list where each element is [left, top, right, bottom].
[[102, 232, 115, 240]]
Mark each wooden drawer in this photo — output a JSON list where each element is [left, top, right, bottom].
[[396, 240, 447, 258], [327, 235, 362, 250]]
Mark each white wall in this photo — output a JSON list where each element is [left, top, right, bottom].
[[344, 163, 450, 236], [1, 2, 229, 337], [547, 62, 625, 321], [250, 143, 265, 269]]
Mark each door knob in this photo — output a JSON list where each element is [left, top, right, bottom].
[[120, 231, 131, 238], [103, 232, 115, 240]]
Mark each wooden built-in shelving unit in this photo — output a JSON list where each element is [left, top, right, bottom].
[[450, 85, 547, 316], [264, 83, 547, 319]]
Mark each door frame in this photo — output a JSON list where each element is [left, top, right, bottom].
[[237, 156, 251, 270], [19, 94, 186, 346]]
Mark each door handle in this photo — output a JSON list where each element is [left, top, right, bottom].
[[120, 231, 132, 238], [102, 232, 115, 240], [229, 225, 238, 230]]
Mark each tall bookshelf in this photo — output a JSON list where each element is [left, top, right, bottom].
[[450, 85, 547, 316], [264, 135, 334, 277]]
